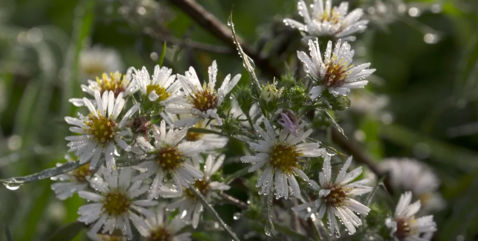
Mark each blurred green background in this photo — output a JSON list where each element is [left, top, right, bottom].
[[1, 0, 478, 240]]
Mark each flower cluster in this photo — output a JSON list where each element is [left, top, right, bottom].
[[45, 0, 439, 240]]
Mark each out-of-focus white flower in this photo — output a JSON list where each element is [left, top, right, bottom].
[[51, 155, 93, 200], [78, 167, 157, 240], [135, 206, 191, 241], [349, 90, 389, 115], [241, 118, 330, 199], [379, 158, 445, 212], [168, 154, 230, 228], [65, 91, 139, 169], [283, 0, 368, 40], [134, 121, 203, 199], [166, 60, 241, 127], [385, 192, 437, 241], [80, 46, 123, 78], [293, 157, 372, 236], [81, 71, 137, 98], [298, 39, 375, 97]]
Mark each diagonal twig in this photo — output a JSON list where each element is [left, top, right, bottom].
[[166, 0, 279, 77]]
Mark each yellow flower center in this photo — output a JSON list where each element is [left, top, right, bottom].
[[323, 60, 353, 88], [323, 185, 347, 207], [185, 179, 210, 199], [146, 84, 171, 102], [317, 8, 342, 24], [72, 163, 92, 183], [191, 89, 218, 112], [96, 73, 126, 96], [269, 144, 302, 173], [157, 147, 183, 172], [149, 226, 171, 241], [102, 191, 131, 216], [85, 113, 117, 145]]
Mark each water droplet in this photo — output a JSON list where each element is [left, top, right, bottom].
[[233, 212, 241, 220], [3, 182, 22, 191], [150, 52, 158, 61], [136, 6, 146, 15], [423, 33, 439, 44], [408, 7, 421, 17]]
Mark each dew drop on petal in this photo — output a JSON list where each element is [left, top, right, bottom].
[[423, 33, 439, 44], [3, 182, 22, 191]]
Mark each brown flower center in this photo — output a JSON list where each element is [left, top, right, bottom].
[[191, 89, 218, 112], [395, 218, 412, 240], [185, 179, 210, 199], [322, 61, 352, 88], [323, 185, 347, 207], [157, 147, 183, 172], [85, 113, 117, 145], [72, 163, 92, 183], [269, 144, 302, 173], [103, 191, 131, 216], [149, 226, 171, 241]]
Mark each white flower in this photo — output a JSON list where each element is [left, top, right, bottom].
[[80, 46, 123, 78], [65, 91, 139, 169], [241, 118, 329, 199], [293, 157, 372, 236], [385, 192, 437, 241], [283, 0, 368, 40], [133, 65, 182, 105], [78, 167, 157, 240], [134, 206, 191, 241], [168, 154, 230, 228], [135, 121, 204, 199], [51, 155, 93, 200], [80, 71, 137, 98], [166, 60, 241, 127], [298, 39, 375, 97], [379, 158, 445, 212]]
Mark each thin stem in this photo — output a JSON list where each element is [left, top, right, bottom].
[[330, 127, 393, 194], [191, 188, 241, 241], [219, 192, 248, 209], [166, 0, 279, 77], [224, 166, 250, 185]]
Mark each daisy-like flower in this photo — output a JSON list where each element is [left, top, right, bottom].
[[283, 0, 368, 40], [293, 157, 372, 236], [133, 65, 182, 106], [51, 155, 93, 200], [80, 46, 123, 78], [82, 71, 137, 97], [78, 167, 157, 240], [379, 158, 444, 212], [241, 118, 329, 199], [65, 91, 139, 169], [385, 192, 437, 241], [168, 154, 230, 228], [298, 39, 375, 97], [134, 206, 191, 241], [135, 121, 203, 199], [166, 60, 241, 127]]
